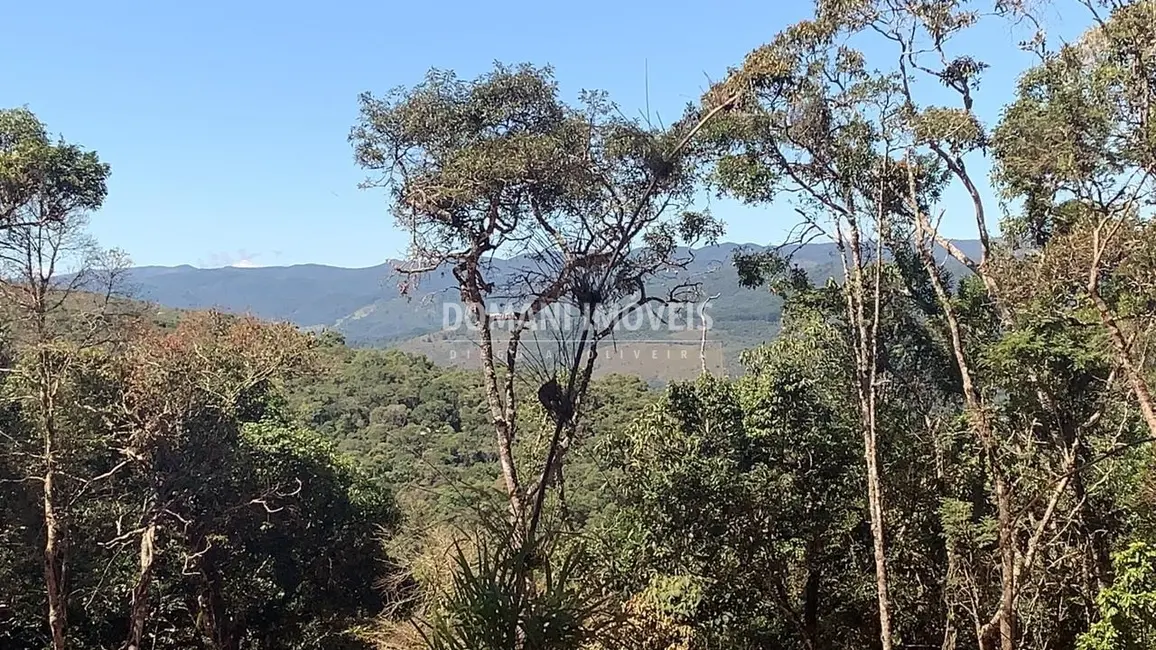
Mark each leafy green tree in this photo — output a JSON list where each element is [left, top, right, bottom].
[[1079, 542, 1156, 650], [0, 107, 109, 232], [993, 0, 1156, 438], [1, 310, 405, 650], [186, 419, 401, 650], [351, 64, 735, 647], [700, 10, 955, 646], [599, 368, 867, 649], [0, 107, 124, 650], [351, 63, 727, 538]]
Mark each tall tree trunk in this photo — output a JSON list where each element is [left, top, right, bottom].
[[864, 429, 893, 650], [911, 203, 1016, 650], [41, 381, 67, 650], [471, 292, 525, 526], [124, 520, 157, 650], [1088, 222, 1156, 439], [995, 473, 1016, 650], [837, 189, 894, 650], [937, 425, 959, 650], [942, 546, 958, 650], [43, 459, 67, 650], [1090, 290, 1156, 438]]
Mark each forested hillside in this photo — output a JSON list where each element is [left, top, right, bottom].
[[8, 0, 1156, 649], [119, 242, 979, 380], [282, 338, 656, 528]]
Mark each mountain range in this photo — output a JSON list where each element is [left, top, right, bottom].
[[125, 240, 981, 379]]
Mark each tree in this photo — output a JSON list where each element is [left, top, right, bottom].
[[0, 108, 109, 232], [1078, 542, 1156, 650], [352, 64, 730, 543], [702, 16, 944, 648], [0, 107, 124, 650], [1, 311, 404, 650], [109, 313, 322, 649], [599, 365, 866, 649], [993, 0, 1156, 439]]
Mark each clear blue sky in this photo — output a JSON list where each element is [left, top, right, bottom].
[[3, 1, 1081, 268]]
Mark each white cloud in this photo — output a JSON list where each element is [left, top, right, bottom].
[[196, 249, 264, 268]]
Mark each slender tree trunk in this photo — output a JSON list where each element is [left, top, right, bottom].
[[837, 188, 894, 650], [43, 458, 67, 650], [995, 473, 1016, 650], [527, 314, 598, 544], [470, 293, 525, 525], [1086, 220, 1156, 438], [125, 520, 157, 650], [942, 547, 958, 650], [936, 420, 959, 650], [863, 426, 893, 650], [1090, 290, 1156, 437], [1061, 413, 1112, 598], [41, 380, 67, 650], [911, 204, 1017, 650], [803, 538, 821, 650]]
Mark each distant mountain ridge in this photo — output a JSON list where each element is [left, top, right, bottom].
[[122, 240, 982, 351]]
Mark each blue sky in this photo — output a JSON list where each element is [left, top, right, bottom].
[[3, 1, 1082, 268]]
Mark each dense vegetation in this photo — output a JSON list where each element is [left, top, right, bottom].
[[8, 0, 1156, 649]]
